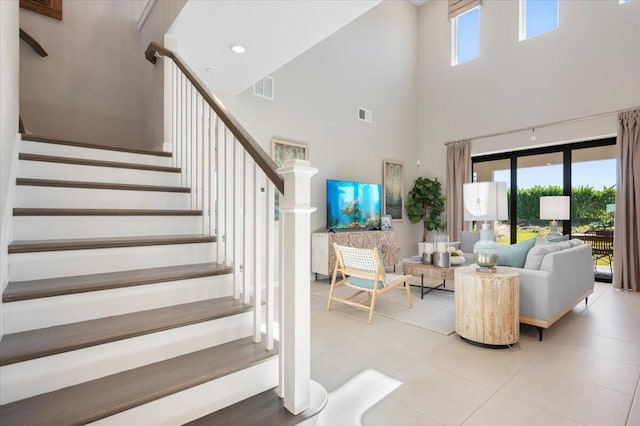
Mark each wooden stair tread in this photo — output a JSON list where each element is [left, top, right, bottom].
[[13, 207, 201, 216], [0, 336, 276, 425], [22, 134, 173, 157], [3, 262, 231, 302], [16, 178, 190, 193], [8, 234, 216, 253], [186, 384, 325, 426], [0, 297, 251, 366], [19, 153, 180, 173]]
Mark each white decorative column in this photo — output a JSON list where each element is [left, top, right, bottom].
[[278, 159, 317, 415]]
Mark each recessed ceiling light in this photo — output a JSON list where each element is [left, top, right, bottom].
[[205, 67, 216, 73], [231, 45, 246, 54]]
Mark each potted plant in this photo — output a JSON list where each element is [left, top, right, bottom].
[[406, 176, 446, 242]]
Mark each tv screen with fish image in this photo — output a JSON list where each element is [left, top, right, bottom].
[[326, 179, 382, 230]]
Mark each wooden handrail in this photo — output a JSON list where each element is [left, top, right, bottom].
[[20, 29, 48, 57], [145, 41, 285, 194]]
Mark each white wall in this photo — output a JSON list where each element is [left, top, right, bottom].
[[418, 0, 640, 172], [19, 2, 144, 147], [1, 0, 20, 338], [216, 0, 421, 258]]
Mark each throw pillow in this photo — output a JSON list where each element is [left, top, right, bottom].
[[524, 243, 563, 270], [497, 237, 536, 268]]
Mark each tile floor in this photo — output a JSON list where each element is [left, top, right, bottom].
[[309, 280, 640, 426]]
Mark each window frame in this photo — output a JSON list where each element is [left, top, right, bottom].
[[451, 5, 481, 66], [519, 0, 559, 42], [471, 137, 616, 245]]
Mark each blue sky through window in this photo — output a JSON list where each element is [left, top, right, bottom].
[[493, 159, 616, 190], [456, 7, 479, 64], [525, 0, 558, 39]]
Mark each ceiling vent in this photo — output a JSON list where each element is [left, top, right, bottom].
[[358, 107, 372, 123], [253, 76, 274, 100]]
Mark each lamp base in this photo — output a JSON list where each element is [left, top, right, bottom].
[[473, 224, 499, 270], [546, 220, 562, 240]]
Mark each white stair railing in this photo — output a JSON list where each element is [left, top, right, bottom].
[[146, 41, 316, 415]]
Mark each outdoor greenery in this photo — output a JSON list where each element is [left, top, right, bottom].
[[406, 177, 446, 242], [511, 185, 616, 230]]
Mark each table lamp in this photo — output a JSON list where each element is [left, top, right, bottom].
[[539, 196, 570, 239], [463, 181, 508, 271]]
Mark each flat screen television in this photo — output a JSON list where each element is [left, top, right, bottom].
[[326, 179, 382, 230]]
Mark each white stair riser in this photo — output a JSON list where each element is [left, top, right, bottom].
[[18, 160, 182, 187], [16, 186, 191, 209], [20, 140, 173, 167], [13, 215, 205, 240], [9, 242, 218, 281], [0, 313, 255, 404], [3, 275, 233, 333], [90, 358, 278, 426]]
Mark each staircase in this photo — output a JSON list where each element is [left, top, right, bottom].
[[1, 39, 323, 424], [0, 135, 279, 424]]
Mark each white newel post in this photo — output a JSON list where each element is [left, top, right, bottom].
[[278, 159, 317, 415]]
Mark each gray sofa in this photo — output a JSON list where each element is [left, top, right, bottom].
[[501, 242, 594, 340], [459, 232, 594, 341]]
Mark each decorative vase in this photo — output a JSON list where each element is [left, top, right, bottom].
[[473, 224, 498, 271]]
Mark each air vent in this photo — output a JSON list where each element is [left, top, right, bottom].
[[358, 107, 372, 123], [253, 76, 274, 100]]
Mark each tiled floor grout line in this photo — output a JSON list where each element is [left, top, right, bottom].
[[626, 376, 640, 425]]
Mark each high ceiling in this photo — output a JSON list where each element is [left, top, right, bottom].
[[167, 0, 382, 95]]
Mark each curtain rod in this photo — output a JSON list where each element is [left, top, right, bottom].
[[444, 105, 640, 146]]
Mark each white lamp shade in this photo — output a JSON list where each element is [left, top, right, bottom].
[[539, 196, 570, 220], [463, 182, 508, 221]]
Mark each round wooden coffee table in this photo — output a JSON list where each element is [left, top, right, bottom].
[[454, 267, 519, 348]]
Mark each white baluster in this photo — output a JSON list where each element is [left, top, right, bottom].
[[201, 107, 210, 235], [266, 181, 275, 351], [171, 62, 177, 167], [243, 154, 254, 305], [216, 120, 226, 264], [233, 145, 243, 300], [225, 129, 234, 267], [254, 165, 263, 343]]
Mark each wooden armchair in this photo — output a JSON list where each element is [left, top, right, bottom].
[[327, 243, 413, 324]]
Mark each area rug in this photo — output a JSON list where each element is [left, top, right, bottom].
[[313, 284, 455, 335]]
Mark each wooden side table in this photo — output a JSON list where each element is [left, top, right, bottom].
[[454, 268, 520, 347]]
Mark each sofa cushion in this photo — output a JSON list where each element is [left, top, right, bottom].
[[524, 241, 573, 270], [460, 231, 480, 253], [497, 238, 536, 268]]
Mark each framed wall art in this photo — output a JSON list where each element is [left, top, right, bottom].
[[271, 138, 308, 220], [383, 160, 404, 221]]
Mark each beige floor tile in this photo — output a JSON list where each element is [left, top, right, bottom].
[[423, 336, 540, 390], [311, 356, 352, 393], [362, 397, 443, 426], [525, 347, 640, 395], [562, 315, 640, 345], [628, 397, 640, 426], [579, 304, 640, 327], [388, 365, 494, 426], [313, 337, 408, 379], [551, 327, 640, 366], [462, 393, 581, 426], [501, 363, 632, 425], [359, 318, 454, 358], [316, 372, 398, 426]]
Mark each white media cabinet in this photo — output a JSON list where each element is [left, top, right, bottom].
[[311, 230, 399, 278]]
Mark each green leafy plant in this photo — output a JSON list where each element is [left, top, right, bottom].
[[406, 177, 446, 241]]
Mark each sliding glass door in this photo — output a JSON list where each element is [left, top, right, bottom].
[[472, 137, 616, 245]]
